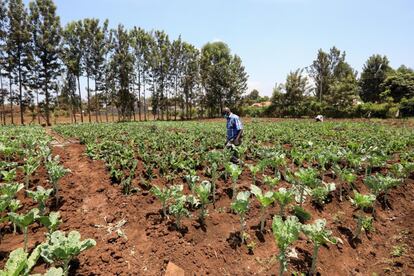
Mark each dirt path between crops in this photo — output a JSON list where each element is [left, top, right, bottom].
[[44, 129, 146, 275]]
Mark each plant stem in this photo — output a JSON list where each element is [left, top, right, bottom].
[[310, 244, 319, 275], [232, 179, 237, 200], [260, 207, 265, 232], [354, 216, 362, 239], [23, 227, 28, 252], [240, 215, 245, 243], [279, 252, 286, 276]]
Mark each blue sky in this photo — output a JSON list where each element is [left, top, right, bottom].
[[29, 0, 414, 96]]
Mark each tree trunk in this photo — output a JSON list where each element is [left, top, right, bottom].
[[174, 76, 177, 120], [45, 83, 51, 126], [36, 90, 40, 124], [137, 70, 141, 121], [77, 75, 83, 123], [94, 79, 99, 122], [87, 74, 91, 122], [143, 75, 147, 121], [1, 75, 4, 125], [9, 76, 14, 124], [18, 62, 24, 125]]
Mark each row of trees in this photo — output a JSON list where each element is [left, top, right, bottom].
[[266, 46, 414, 117], [0, 0, 248, 125]]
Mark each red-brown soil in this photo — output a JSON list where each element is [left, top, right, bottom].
[[1, 131, 414, 275]]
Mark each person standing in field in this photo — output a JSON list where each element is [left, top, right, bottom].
[[223, 107, 243, 164]]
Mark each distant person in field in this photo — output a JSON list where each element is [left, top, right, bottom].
[[315, 115, 324, 122], [223, 107, 243, 164]]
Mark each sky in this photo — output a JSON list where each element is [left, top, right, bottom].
[[27, 0, 414, 97]]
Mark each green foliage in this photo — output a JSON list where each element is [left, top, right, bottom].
[[272, 215, 302, 276], [364, 174, 401, 198], [21, 157, 40, 189], [150, 184, 183, 217], [273, 187, 294, 217], [231, 191, 250, 243], [350, 191, 376, 210], [225, 163, 243, 199], [38, 212, 62, 234], [40, 231, 96, 275], [8, 208, 40, 252], [46, 156, 70, 204], [194, 180, 211, 223], [263, 174, 280, 188], [302, 219, 337, 275], [0, 245, 41, 276], [310, 182, 336, 206], [293, 206, 312, 223], [251, 184, 274, 232], [27, 186, 53, 215], [168, 195, 190, 229]]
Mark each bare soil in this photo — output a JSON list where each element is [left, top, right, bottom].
[[1, 131, 413, 275]]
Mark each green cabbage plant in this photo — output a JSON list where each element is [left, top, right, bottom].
[[302, 219, 337, 275], [250, 184, 274, 232], [8, 208, 40, 252], [27, 186, 53, 215], [231, 191, 250, 243], [39, 230, 96, 276], [272, 215, 302, 276]]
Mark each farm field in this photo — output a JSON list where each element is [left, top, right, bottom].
[[1, 119, 414, 275]]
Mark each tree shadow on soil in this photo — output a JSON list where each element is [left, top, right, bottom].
[[227, 231, 242, 250], [337, 226, 360, 248]]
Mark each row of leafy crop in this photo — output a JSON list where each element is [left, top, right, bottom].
[[53, 121, 414, 196], [52, 121, 414, 274], [0, 126, 95, 276]]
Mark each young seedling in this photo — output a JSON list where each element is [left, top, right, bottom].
[[302, 219, 337, 275], [273, 187, 294, 217], [247, 164, 261, 185], [184, 172, 199, 193], [27, 186, 53, 215], [38, 212, 62, 234], [21, 157, 40, 189], [269, 153, 286, 177], [8, 199, 22, 234], [207, 150, 222, 207], [231, 191, 250, 243], [250, 184, 274, 232], [8, 208, 40, 252], [150, 185, 183, 218], [1, 168, 17, 182], [310, 182, 336, 207], [364, 174, 400, 209], [272, 215, 302, 276], [39, 230, 96, 276], [46, 156, 70, 205], [333, 166, 356, 201], [194, 180, 212, 225], [263, 174, 280, 188], [225, 163, 243, 200], [350, 191, 376, 240], [169, 195, 190, 230], [292, 168, 320, 207], [0, 246, 41, 276], [0, 182, 24, 200]]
